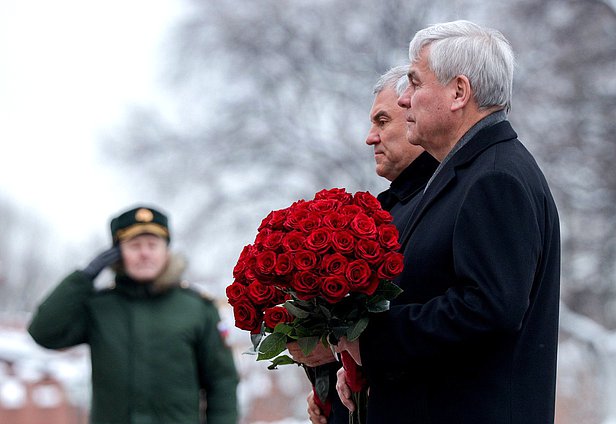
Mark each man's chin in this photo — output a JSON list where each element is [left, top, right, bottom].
[[128, 270, 161, 283]]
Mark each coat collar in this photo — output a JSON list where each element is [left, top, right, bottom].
[[398, 120, 518, 247], [377, 152, 439, 211]]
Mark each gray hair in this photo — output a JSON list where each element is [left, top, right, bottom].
[[409, 20, 515, 112], [373, 65, 409, 96]]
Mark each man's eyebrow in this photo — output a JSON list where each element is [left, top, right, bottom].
[[371, 110, 390, 122]]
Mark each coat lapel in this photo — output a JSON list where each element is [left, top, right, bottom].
[[398, 120, 518, 250]]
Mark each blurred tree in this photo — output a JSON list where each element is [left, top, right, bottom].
[[503, 0, 616, 328], [0, 197, 56, 316]]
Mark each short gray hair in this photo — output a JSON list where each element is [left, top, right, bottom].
[[409, 20, 515, 112], [373, 65, 409, 96]]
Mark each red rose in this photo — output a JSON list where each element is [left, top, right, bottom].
[[345, 259, 372, 290], [270, 209, 289, 229], [339, 204, 364, 216], [284, 208, 309, 231], [264, 306, 294, 329], [314, 188, 353, 205], [247, 281, 279, 306], [294, 249, 319, 271], [322, 212, 351, 230], [244, 265, 257, 284], [372, 209, 394, 225], [292, 271, 321, 300], [258, 208, 289, 231], [353, 191, 382, 213], [349, 213, 378, 239], [320, 275, 350, 303], [377, 251, 404, 280], [309, 199, 341, 213], [377, 224, 401, 250], [305, 228, 332, 254], [331, 230, 355, 254], [258, 211, 275, 231], [275, 252, 294, 276], [273, 289, 290, 305], [351, 272, 380, 296], [262, 231, 285, 251], [355, 238, 384, 265], [233, 245, 254, 281], [226, 280, 247, 306], [255, 250, 277, 277], [298, 212, 322, 233], [233, 298, 262, 333], [254, 228, 271, 248], [320, 253, 348, 275], [282, 231, 306, 252]]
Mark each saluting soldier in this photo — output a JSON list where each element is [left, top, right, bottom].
[[28, 205, 239, 424]]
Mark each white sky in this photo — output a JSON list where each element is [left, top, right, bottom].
[[0, 0, 185, 245]]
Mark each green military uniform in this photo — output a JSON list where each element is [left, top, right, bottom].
[[28, 206, 239, 424]]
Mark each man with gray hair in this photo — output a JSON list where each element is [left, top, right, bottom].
[[288, 64, 437, 424], [336, 20, 560, 423]]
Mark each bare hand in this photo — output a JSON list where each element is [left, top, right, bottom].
[[287, 341, 336, 367], [306, 390, 328, 424], [334, 336, 362, 365], [336, 367, 355, 412]]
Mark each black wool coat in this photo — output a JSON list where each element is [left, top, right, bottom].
[[360, 120, 561, 424]]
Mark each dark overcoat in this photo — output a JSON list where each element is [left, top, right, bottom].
[[360, 120, 560, 424]]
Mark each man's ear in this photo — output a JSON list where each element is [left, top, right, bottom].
[[451, 75, 472, 111]]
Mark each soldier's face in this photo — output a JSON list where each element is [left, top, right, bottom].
[[120, 234, 169, 283]]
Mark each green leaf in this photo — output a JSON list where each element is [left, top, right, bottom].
[[367, 298, 390, 313], [347, 316, 369, 341], [329, 326, 348, 345], [284, 301, 311, 319], [318, 304, 332, 319], [274, 323, 294, 335], [267, 355, 297, 369], [257, 332, 288, 361], [377, 280, 403, 300], [298, 336, 319, 355]]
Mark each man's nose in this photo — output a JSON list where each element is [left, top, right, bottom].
[[365, 127, 379, 145], [398, 87, 411, 108]]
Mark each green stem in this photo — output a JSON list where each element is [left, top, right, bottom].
[[349, 389, 368, 424]]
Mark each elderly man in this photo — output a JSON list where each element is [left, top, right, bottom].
[[288, 65, 437, 424], [336, 20, 560, 424], [29, 205, 239, 424]]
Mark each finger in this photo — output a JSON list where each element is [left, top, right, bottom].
[[338, 389, 355, 412], [336, 369, 355, 412]]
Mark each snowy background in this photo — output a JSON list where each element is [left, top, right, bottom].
[[1, 0, 616, 422]]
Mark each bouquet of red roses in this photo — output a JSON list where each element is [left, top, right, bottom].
[[226, 188, 403, 422]]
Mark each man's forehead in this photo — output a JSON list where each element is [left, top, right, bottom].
[[370, 89, 398, 117]]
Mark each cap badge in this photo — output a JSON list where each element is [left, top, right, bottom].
[[135, 208, 154, 222]]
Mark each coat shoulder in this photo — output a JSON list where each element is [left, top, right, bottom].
[[177, 281, 216, 304]]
